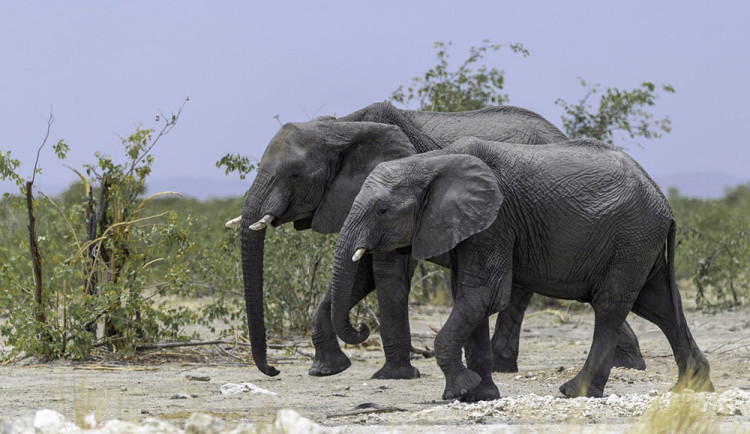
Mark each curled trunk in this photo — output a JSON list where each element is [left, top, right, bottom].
[[330, 230, 370, 345]]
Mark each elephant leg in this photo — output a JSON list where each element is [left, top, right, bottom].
[[613, 320, 647, 370], [491, 285, 532, 373], [370, 252, 420, 380], [309, 256, 375, 376], [631, 263, 714, 392], [463, 317, 500, 402], [559, 306, 630, 398], [559, 270, 638, 398], [436, 290, 489, 400]]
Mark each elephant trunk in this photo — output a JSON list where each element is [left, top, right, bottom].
[[330, 223, 370, 345], [241, 172, 280, 376]]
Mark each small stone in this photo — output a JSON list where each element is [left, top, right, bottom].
[[556, 366, 565, 373], [170, 393, 191, 400], [734, 408, 743, 416], [514, 375, 522, 381], [648, 390, 658, 397], [628, 379, 635, 384], [120, 387, 127, 392], [186, 375, 211, 382], [141, 410, 151, 415], [525, 372, 534, 378]]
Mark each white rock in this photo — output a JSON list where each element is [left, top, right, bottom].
[[1, 416, 34, 434], [83, 413, 97, 430], [184, 413, 225, 434], [219, 382, 276, 396], [140, 418, 181, 433], [274, 409, 330, 434], [97, 419, 147, 434], [33, 409, 81, 434]]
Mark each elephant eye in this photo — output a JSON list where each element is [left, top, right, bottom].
[[288, 172, 301, 181], [376, 207, 389, 216]]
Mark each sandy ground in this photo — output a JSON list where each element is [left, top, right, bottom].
[[1, 303, 749, 433]]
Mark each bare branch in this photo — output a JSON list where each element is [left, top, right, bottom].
[[30, 111, 54, 186], [127, 97, 189, 178]]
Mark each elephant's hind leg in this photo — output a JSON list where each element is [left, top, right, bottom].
[[559, 308, 631, 398], [309, 257, 375, 377], [559, 271, 639, 398], [631, 263, 714, 392], [613, 320, 647, 370]]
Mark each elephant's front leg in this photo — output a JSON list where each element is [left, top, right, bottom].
[[309, 256, 375, 376], [463, 316, 500, 402], [436, 293, 488, 400], [491, 285, 533, 372], [370, 252, 420, 379]]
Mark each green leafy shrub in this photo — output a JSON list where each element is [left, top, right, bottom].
[[671, 185, 750, 308]]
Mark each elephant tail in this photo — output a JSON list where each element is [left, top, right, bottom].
[[667, 220, 681, 330]]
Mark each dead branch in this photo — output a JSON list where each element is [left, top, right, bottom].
[[132, 340, 305, 351], [410, 345, 435, 358]]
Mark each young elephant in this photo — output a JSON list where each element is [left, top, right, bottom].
[[330, 137, 714, 401]]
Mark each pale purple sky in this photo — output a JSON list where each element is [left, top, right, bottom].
[[2, 1, 748, 199]]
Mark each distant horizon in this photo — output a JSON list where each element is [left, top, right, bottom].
[[7, 170, 747, 202]]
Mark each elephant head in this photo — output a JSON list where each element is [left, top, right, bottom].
[[330, 152, 504, 345], [240, 120, 415, 376]]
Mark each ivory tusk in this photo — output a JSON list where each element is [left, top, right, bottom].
[[352, 248, 367, 262], [225, 216, 242, 228], [249, 214, 275, 231]]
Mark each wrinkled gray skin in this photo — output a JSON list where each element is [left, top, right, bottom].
[[330, 137, 714, 400], [241, 102, 644, 379]]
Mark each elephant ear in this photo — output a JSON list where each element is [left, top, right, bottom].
[[311, 122, 416, 233], [412, 154, 503, 260]]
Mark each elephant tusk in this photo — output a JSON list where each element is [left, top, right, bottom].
[[225, 216, 242, 228], [352, 248, 367, 262], [249, 214, 275, 231]]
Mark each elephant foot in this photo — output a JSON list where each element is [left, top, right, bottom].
[[671, 372, 715, 393], [371, 362, 420, 380], [309, 348, 352, 377], [492, 357, 518, 373], [612, 345, 646, 371], [559, 376, 604, 398], [442, 368, 482, 401], [461, 377, 500, 402]]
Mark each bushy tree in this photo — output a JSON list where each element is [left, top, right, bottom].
[[670, 186, 750, 308], [0, 101, 230, 360], [391, 40, 529, 112], [556, 78, 675, 148]]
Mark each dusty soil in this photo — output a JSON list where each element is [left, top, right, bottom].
[[1, 304, 749, 433]]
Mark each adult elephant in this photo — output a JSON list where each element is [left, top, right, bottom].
[[329, 137, 714, 400], [238, 102, 645, 378]]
